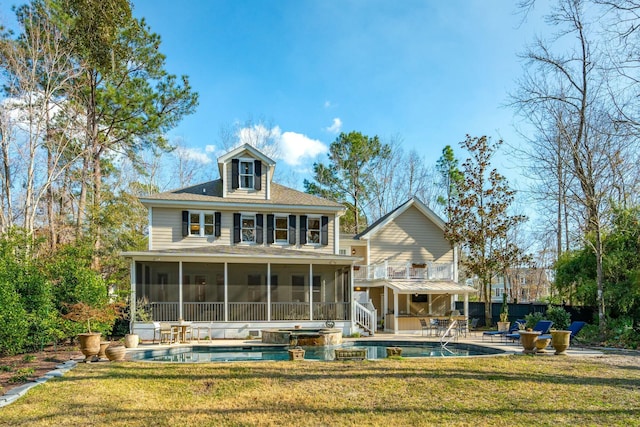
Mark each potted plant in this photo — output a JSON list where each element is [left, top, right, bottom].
[[497, 295, 510, 332], [63, 302, 120, 361], [123, 297, 153, 348]]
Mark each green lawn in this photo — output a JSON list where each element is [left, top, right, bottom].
[[1, 354, 638, 426]]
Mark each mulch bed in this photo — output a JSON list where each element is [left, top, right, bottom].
[[0, 345, 83, 397]]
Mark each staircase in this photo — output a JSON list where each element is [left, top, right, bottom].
[[354, 301, 377, 336]]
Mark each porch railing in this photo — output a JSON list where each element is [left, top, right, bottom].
[[354, 261, 454, 281], [271, 302, 309, 321], [183, 302, 224, 322], [228, 302, 268, 321], [149, 301, 351, 322]]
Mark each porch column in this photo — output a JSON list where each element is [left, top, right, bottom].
[[267, 263, 271, 322], [224, 262, 228, 322], [383, 286, 388, 331], [178, 261, 183, 320], [464, 293, 469, 331], [309, 264, 313, 321], [393, 291, 399, 334], [130, 259, 136, 332]]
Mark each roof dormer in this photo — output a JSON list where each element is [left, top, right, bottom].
[[217, 144, 276, 199]]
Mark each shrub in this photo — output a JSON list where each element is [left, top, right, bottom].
[[524, 312, 545, 329], [0, 279, 28, 355], [22, 355, 37, 363], [8, 367, 35, 384], [545, 306, 571, 330]]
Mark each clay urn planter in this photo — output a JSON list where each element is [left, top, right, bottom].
[[535, 336, 551, 353], [105, 344, 127, 362], [519, 330, 541, 354], [78, 333, 102, 361], [98, 341, 110, 359], [124, 333, 139, 348], [288, 348, 305, 361], [497, 321, 511, 332], [550, 330, 571, 355]]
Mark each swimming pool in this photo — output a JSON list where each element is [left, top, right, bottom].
[[129, 341, 504, 362]]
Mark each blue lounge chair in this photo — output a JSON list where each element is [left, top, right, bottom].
[[482, 319, 524, 342], [505, 320, 554, 343], [538, 321, 587, 343]]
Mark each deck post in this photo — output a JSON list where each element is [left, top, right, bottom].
[[224, 262, 228, 322], [178, 261, 183, 320], [267, 263, 271, 322]]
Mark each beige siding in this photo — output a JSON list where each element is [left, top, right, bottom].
[[368, 205, 452, 264], [225, 158, 268, 200], [150, 207, 335, 254]]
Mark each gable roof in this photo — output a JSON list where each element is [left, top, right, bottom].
[[217, 143, 276, 166], [354, 197, 446, 240], [140, 179, 345, 210]]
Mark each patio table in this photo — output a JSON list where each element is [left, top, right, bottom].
[[170, 321, 192, 343]]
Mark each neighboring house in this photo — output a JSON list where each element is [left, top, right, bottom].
[[339, 198, 476, 334], [490, 268, 552, 303], [123, 144, 361, 339]]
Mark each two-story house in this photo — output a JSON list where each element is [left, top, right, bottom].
[[124, 144, 475, 339], [123, 144, 360, 339], [340, 197, 476, 334]]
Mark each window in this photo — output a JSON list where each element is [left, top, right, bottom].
[[188, 211, 216, 237], [339, 249, 347, 255], [239, 160, 254, 189], [275, 215, 288, 243], [307, 217, 320, 244], [241, 215, 255, 242]]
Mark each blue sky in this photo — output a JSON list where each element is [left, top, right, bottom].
[[129, 0, 550, 188], [1, 0, 550, 189]]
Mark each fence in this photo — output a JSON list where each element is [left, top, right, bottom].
[[455, 302, 596, 327]]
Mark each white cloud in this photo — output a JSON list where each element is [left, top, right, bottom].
[[174, 146, 212, 164], [205, 144, 216, 153], [235, 124, 328, 167], [326, 117, 342, 134], [324, 100, 332, 108], [279, 131, 327, 166]]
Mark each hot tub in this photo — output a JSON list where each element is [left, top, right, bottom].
[[261, 328, 343, 346]]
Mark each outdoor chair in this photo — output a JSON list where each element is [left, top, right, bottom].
[[419, 318, 431, 336], [191, 323, 214, 341], [152, 321, 161, 344], [159, 322, 177, 344], [457, 319, 468, 337], [538, 321, 587, 344], [505, 320, 554, 344], [468, 318, 480, 336], [482, 319, 524, 342]]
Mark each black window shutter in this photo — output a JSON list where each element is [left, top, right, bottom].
[[231, 159, 239, 189], [321, 215, 329, 245], [256, 214, 264, 244], [182, 211, 189, 237], [267, 214, 275, 244], [288, 215, 296, 245], [214, 212, 221, 237], [233, 213, 241, 243], [300, 215, 308, 245], [254, 160, 262, 190]]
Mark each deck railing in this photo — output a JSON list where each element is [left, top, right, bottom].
[[354, 261, 454, 281], [148, 301, 350, 322]]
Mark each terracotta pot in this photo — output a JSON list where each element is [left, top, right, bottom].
[[288, 348, 305, 360], [551, 330, 571, 355], [105, 344, 126, 361], [124, 334, 139, 348], [519, 330, 540, 354], [78, 333, 101, 361], [98, 341, 110, 359]]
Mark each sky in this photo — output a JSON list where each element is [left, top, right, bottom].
[[0, 0, 552, 190], [126, 0, 550, 189]]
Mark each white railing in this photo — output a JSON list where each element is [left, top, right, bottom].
[[354, 261, 454, 281], [228, 302, 268, 321], [271, 302, 310, 321], [183, 302, 224, 322], [149, 302, 179, 321], [312, 302, 350, 321], [354, 301, 376, 336]]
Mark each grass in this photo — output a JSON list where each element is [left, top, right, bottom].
[[0, 355, 638, 426]]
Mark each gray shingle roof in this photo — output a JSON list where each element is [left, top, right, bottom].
[[141, 179, 344, 208]]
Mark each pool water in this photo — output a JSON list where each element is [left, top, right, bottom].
[[130, 341, 503, 362]]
